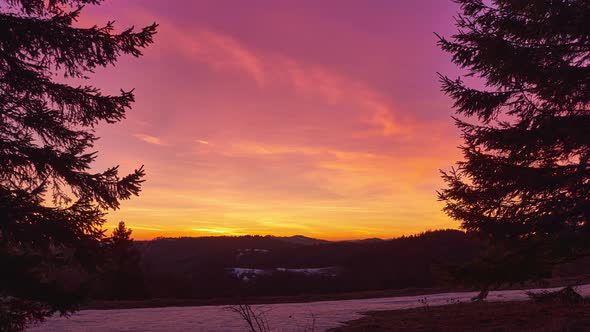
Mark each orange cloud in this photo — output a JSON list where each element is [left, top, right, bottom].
[[277, 59, 407, 137], [192, 227, 245, 236], [134, 134, 166, 145], [360, 94, 403, 136]]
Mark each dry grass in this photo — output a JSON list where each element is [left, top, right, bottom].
[[227, 303, 317, 332], [226, 304, 272, 332], [330, 301, 590, 331]]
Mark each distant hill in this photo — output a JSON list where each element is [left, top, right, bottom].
[[275, 235, 330, 245], [343, 238, 385, 243], [139, 234, 379, 247], [131, 229, 481, 299]]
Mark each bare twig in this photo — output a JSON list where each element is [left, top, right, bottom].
[[226, 304, 271, 332]]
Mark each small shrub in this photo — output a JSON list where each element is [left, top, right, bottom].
[[526, 286, 583, 304]]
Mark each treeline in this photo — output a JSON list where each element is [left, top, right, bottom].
[[93, 229, 485, 300]]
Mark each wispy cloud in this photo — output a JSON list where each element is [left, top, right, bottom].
[[161, 24, 266, 86], [128, 225, 163, 231], [158, 23, 409, 137], [134, 134, 166, 145], [360, 93, 402, 136], [192, 227, 245, 235]]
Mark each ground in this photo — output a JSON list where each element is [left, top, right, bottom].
[[329, 301, 590, 332], [83, 287, 461, 309]]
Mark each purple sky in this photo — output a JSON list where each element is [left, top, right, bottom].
[[77, 0, 465, 239]]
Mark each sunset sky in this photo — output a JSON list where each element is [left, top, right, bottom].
[[81, 0, 465, 240]]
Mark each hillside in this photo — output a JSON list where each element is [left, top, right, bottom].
[[133, 230, 481, 299]]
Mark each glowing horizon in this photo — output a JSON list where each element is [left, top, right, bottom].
[[79, 0, 464, 240]]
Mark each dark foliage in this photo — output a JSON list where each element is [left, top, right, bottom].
[[437, 0, 590, 289], [92, 222, 147, 300], [0, 0, 155, 328], [526, 286, 583, 304]]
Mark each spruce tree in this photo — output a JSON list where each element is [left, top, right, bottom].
[[438, 0, 590, 290], [100, 221, 146, 300], [0, 0, 156, 329]]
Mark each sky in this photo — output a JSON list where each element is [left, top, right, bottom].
[[79, 0, 465, 240]]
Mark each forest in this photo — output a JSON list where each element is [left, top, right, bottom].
[[91, 229, 590, 302]]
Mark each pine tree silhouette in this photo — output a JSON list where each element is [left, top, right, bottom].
[[438, 0, 590, 292], [0, 0, 156, 329], [101, 221, 147, 300]]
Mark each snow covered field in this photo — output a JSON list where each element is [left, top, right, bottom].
[[28, 284, 590, 332]]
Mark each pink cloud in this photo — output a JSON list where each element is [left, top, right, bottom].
[[154, 20, 408, 137], [134, 134, 166, 146], [157, 23, 266, 86]]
